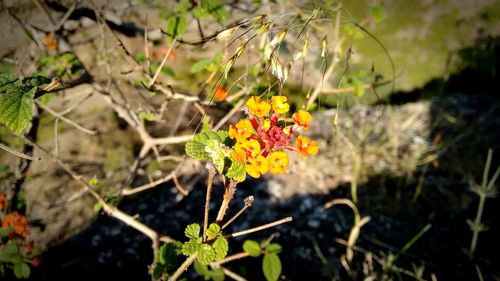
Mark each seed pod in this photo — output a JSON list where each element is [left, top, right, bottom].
[[235, 43, 246, 58], [321, 36, 328, 57], [256, 22, 272, 35], [270, 28, 288, 48], [223, 58, 235, 79], [217, 26, 239, 40], [293, 36, 309, 61], [250, 15, 266, 25]]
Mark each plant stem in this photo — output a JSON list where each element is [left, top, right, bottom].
[[203, 166, 216, 241], [470, 193, 486, 256], [169, 253, 197, 281], [222, 196, 254, 230], [216, 179, 238, 224]]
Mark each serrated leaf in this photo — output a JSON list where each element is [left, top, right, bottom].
[[206, 223, 221, 240], [190, 58, 212, 73], [166, 15, 188, 39], [176, 0, 191, 14], [185, 223, 201, 239], [0, 242, 19, 262], [212, 236, 228, 261], [0, 87, 36, 134], [205, 140, 226, 172], [185, 130, 229, 161], [197, 244, 216, 265], [186, 140, 210, 160], [242, 240, 261, 257], [13, 261, 31, 279], [182, 239, 200, 256], [262, 253, 281, 281], [201, 0, 229, 22], [226, 160, 246, 182], [265, 243, 282, 254]]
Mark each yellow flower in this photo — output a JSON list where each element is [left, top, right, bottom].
[[271, 96, 290, 114], [262, 118, 271, 132], [295, 135, 319, 157], [231, 144, 247, 163], [246, 155, 269, 178], [268, 151, 289, 174], [240, 139, 261, 158], [292, 109, 313, 130], [229, 119, 253, 143], [246, 96, 271, 117]]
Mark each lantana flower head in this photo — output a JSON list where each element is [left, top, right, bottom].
[[1, 211, 29, 238], [228, 95, 318, 178]]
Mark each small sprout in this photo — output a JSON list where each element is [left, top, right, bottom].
[[321, 36, 328, 57], [217, 26, 239, 40]]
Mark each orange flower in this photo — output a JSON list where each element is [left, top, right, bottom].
[[295, 135, 319, 157], [215, 86, 229, 101], [43, 33, 57, 51], [292, 109, 313, 130], [246, 155, 269, 178], [268, 151, 289, 174], [271, 96, 290, 114], [246, 96, 271, 118], [229, 119, 253, 143], [240, 139, 261, 158], [150, 47, 176, 60], [2, 211, 29, 238], [0, 193, 7, 208]]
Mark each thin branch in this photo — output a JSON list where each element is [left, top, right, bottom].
[[172, 172, 189, 196], [148, 38, 177, 88], [121, 172, 175, 196], [35, 101, 97, 135], [0, 143, 33, 160], [169, 253, 198, 281], [213, 98, 245, 131], [203, 165, 216, 241], [222, 196, 254, 230], [218, 266, 247, 281], [226, 217, 293, 238], [151, 135, 193, 145]]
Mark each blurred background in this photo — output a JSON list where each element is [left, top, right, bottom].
[[0, 0, 499, 280]]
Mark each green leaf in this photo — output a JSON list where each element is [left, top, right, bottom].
[[166, 15, 188, 39], [182, 239, 200, 256], [209, 268, 225, 281], [226, 160, 246, 182], [262, 253, 281, 281], [205, 140, 226, 173], [0, 87, 36, 134], [242, 240, 261, 257], [212, 236, 228, 261], [13, 261, 31, 279], [185, 223, 201, 239], [193, 259, 209, 275], [197, 244, 216, 265], [185, 130, 229, 160], [176, 0, 191, 14], [192, 6, 210, 19], [190, 59, 212, 73], [157, 243, 180, 271], [371, 5, 385, 23], [0, 227, 12, 240], [265, 243, 282, 254], [206, 223, 221, 240], [201, 0, 229, 22], [0, 242, 19, 262], [93, 202, 103, 213]]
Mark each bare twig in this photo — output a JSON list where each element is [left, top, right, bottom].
[[0, 143, 33, 160], [213, 98, 246, 131], [218, 266, 247, 281], [169, 253, 198, 281], [122, 172, 175, 196], [203, 164, 217, 241], [36, 101, 97, 135], [222, 196, 254, 230], [216, 179, 238, 223], [172, 172, 189, 196], [148, 38, 177, 88], [226, 217, 293, 238]]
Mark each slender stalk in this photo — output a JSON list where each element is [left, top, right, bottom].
[[169, 253, 197, 281], [148, 38, 177, 88], [222, 196, 254, 230], [203, 165, 216, 241], [216, 179, 238, 223], [226, 217, 293, 238], [469, 193, 486, 256]]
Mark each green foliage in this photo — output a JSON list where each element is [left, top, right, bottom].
[[200, 0, 229, 22], [37, 52, 83, 78], [265, 243, 282, 255], [152, 242, 183, 279], [206, 223, 221, 240], [185, 223, 201, 239], [166, 15, 188, 40], [242, 240, 261, 257], [370, 5, 385, 23], [190, 53, 224, 73], [0, 73, 51, 134], [194, 260, 225, 281], [226, 160, 246, 182], [262, 253, 282, 281], [0, 241, 32, 279], [13, 261, 30, 279], [181, 223, 228, 266]]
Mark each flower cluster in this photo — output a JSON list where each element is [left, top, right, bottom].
[[2, 211, 29, 238], [229, 96, 318, 178]]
